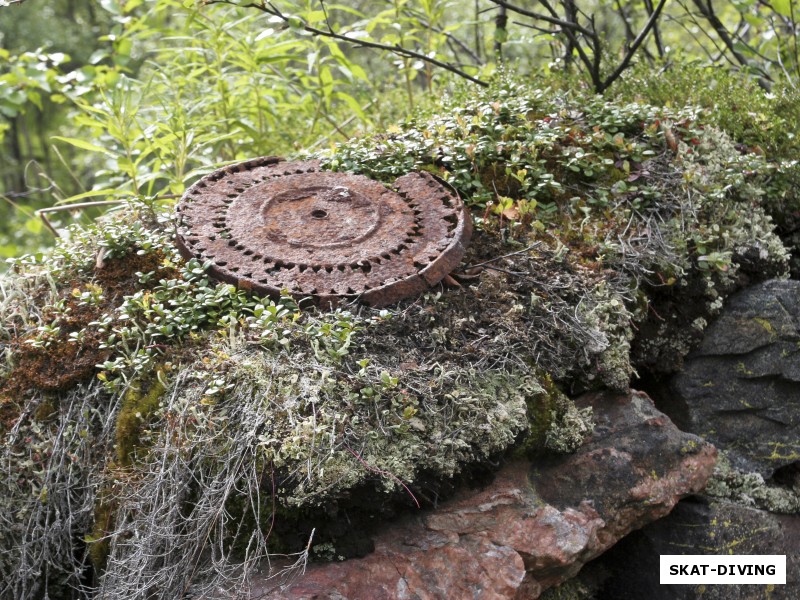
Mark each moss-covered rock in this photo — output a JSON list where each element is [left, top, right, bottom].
[[0, 78, 792, 598]]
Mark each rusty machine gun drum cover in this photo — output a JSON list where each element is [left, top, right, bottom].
[[174, 157, 472, 307]]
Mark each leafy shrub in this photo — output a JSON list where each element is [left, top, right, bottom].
[[611, 63, 800, 158]]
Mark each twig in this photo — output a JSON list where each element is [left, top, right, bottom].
[[690, 0, 773, 89], [401, 6, 483, 65], [644, 0, 665, 58], [207, 0, 488, 87], [36, 200, 127, 238], [462, 242, 542, 270], [599, 0, 668, 92], [309, 99, 376, 149], [538, 0, 603, 91], [345, 444, 420, 508], [488, 0, 594, 36], [495, 4, 507, 61]]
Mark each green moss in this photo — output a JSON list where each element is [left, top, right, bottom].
[[87, 493, 116, 574], [115, 374, 166, 466], [517, 371, 593, 457], [520, 372, 561, 452], [32, 396, 58, 422]]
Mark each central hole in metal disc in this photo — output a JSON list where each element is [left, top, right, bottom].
[[311, 209, 328, 219]]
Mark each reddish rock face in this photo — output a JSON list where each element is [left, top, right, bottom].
[[249, 390, 716, 599]]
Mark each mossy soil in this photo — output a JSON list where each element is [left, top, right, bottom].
[[0, 249, 177, 428]]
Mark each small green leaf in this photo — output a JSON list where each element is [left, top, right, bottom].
[[334, 91, 365, 121], [773, 0, 792, 17], [51, 136, 116, 156], [55, 189, 134, 204], [24, 218, 43, 235]]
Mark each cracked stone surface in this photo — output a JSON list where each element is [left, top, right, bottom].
[[248, 390, 716, 599], [596, 497, 800, 599], [668, 279, 800, 478]]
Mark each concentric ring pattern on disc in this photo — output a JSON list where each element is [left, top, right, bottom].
[[175, 157, 472, 307]]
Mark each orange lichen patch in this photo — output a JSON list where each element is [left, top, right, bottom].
[[0, 394, 23, 431], [94, 249, 179, 302], [0, 249, 180, 406]]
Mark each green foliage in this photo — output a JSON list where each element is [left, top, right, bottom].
[[323, 80, 691, 212], [609, 63, 800, 272], [611, 63, 800, 157], [49, 0, 395, 201], [2, 1, 800, 595], [322, 77, 785, 267], [0, 49, 69, 121], [3, 0, 799, 263], [1, 0, 412, 262]]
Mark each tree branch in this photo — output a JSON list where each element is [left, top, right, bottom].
[[691, 1, 756, 70], [536, 0, 603, 91], [644, 0, 665, 58], [495, 5, 507, 61], [690, 0, 773, 88], [401, 6, 483, 65], [209, 0, 488, 87], [488, 0, 595, 37], [599, 0, 668, 92]]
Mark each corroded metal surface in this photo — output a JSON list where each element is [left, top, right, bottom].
[[175, 157, 472, 307]]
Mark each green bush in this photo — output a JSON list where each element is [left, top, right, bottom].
[[610, 62, 800, 158]]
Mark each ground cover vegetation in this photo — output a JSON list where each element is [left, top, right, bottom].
[[0, 0, 799, 598]]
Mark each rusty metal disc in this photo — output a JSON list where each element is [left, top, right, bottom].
[[175, 157, 472, 307]]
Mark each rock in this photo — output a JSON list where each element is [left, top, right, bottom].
[[668, 280, 800, 478], [250, 390, 716, 599], [594, 496, 800, 599]]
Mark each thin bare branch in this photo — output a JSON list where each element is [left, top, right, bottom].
[[536, 0, 603, 90], [207, 0, 488, 87], [599, 0, 668, 92], [690, 0, 773, 88], [644, 0, 665, 58], [488, 0, 595, 37], [400, 6, 483, 65]]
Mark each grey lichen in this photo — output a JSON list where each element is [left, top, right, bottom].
[[181, 341, 532, 507], [704, 452, 800, 514], [544, 399, 594, 455]]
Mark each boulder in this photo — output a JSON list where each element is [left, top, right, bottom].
[[251, 390, 716, 599], [595, 496, 800, 600], [668, 280, 800, 478]]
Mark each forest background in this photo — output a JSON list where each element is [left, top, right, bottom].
[[0, 0, 799, 266]]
